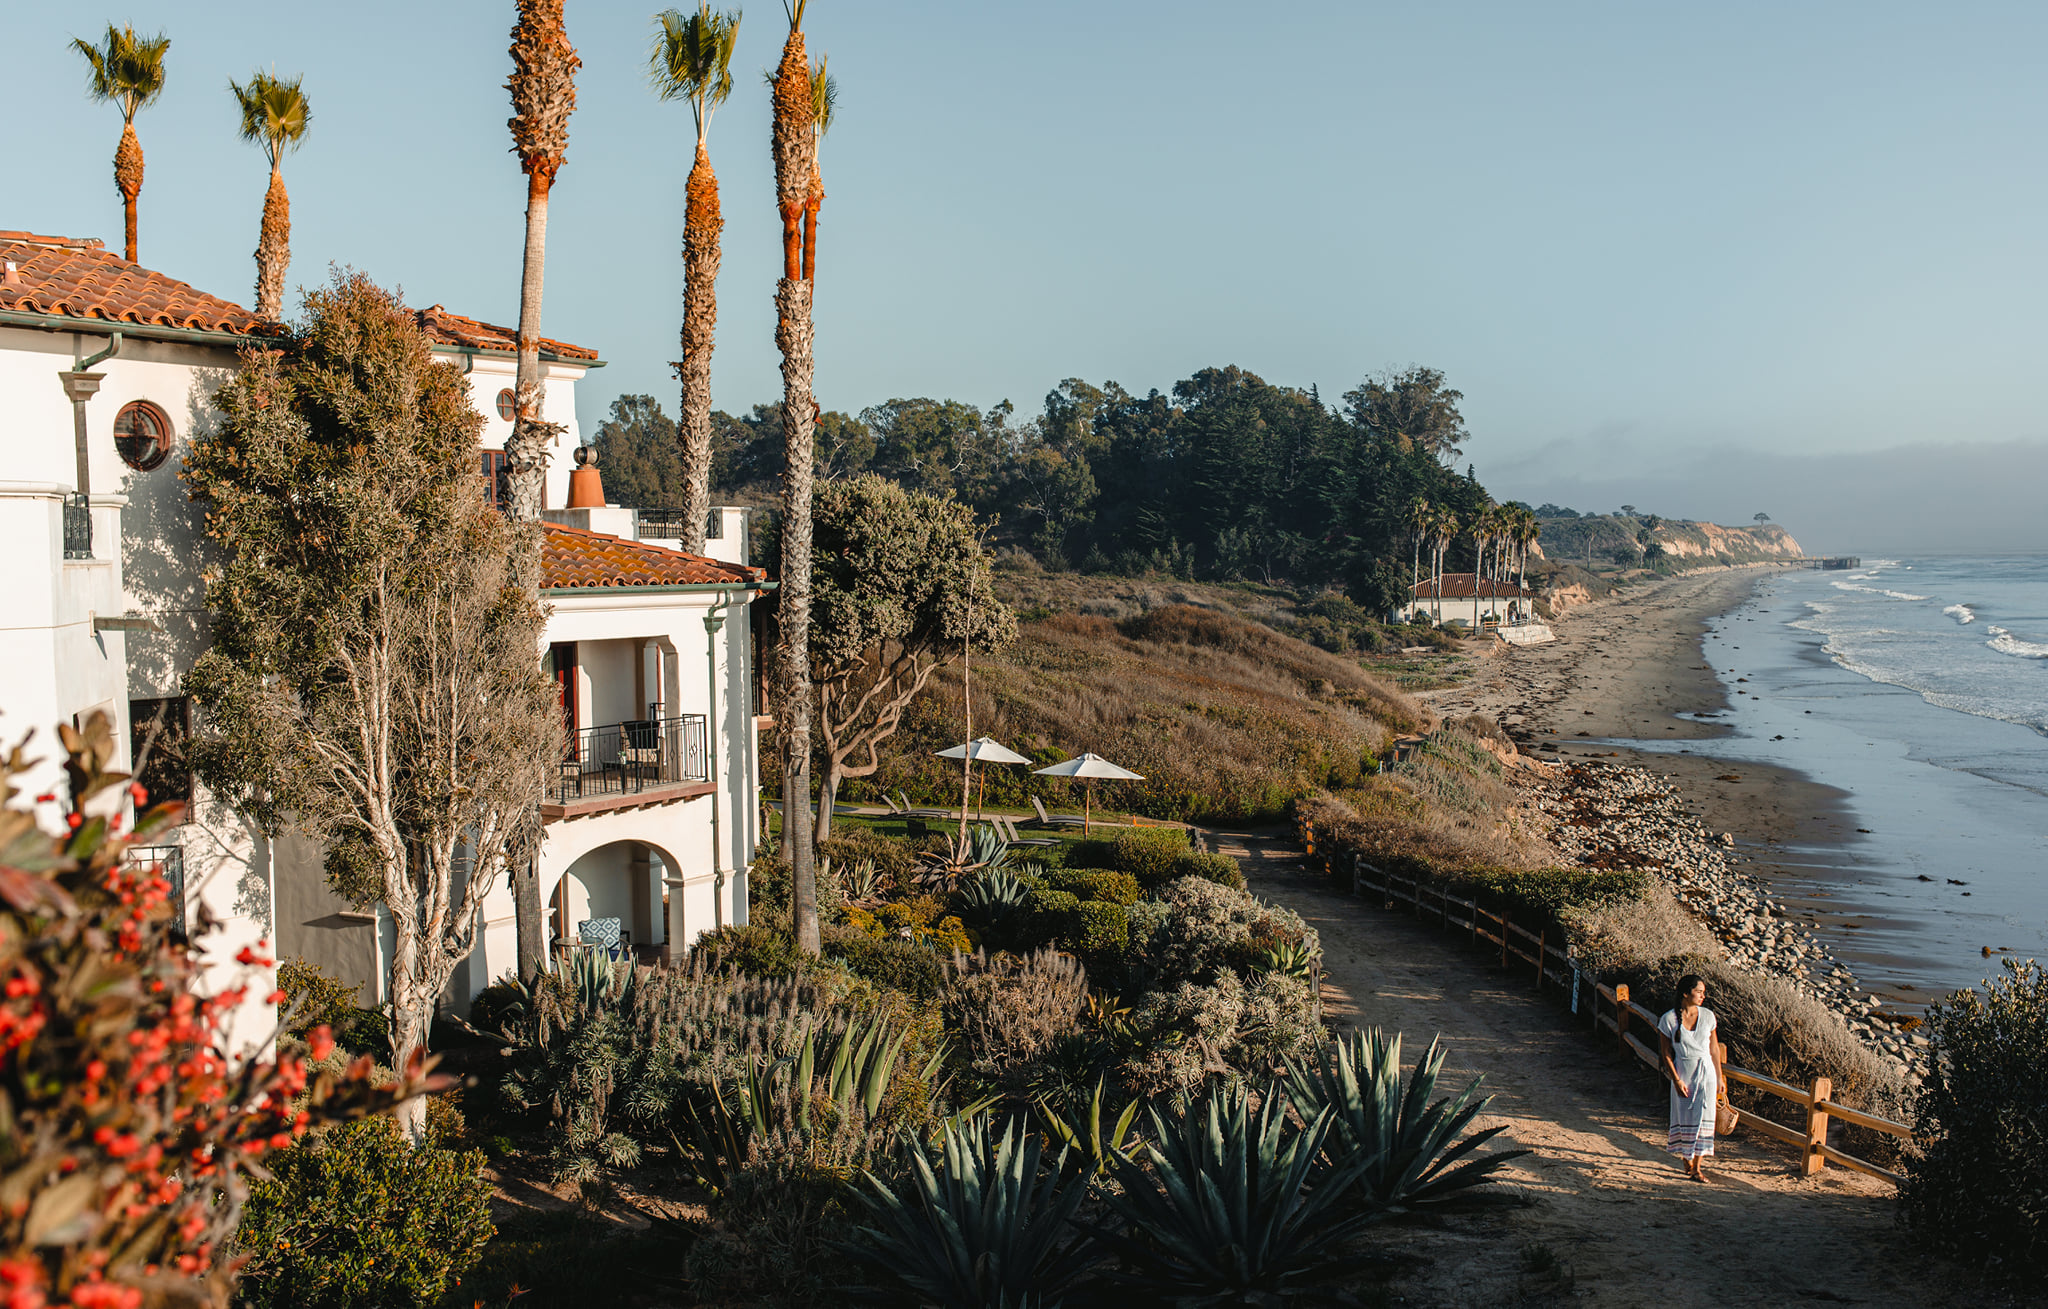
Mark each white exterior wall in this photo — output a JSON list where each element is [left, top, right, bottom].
[[0, 323, 274, 1059], [467, 581, 762, 1001], [447, 352, 587, 510]]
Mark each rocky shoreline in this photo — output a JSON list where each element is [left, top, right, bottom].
[[1542, 758, 1930, 1087]]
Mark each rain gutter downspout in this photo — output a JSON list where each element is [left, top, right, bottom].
[[60, 332, 121, 498], [704, 596, 733, 929]]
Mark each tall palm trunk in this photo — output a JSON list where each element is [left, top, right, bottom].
[[772, 15, 821, 956], [253, 163, 290, 320], [678, 143, 721, 556], [115, 121, 144, 263], [802, 161, 823, 283], [508, 169, 557, 523]]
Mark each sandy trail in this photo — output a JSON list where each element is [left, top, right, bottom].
[[1215, 829, 2011, 1308]]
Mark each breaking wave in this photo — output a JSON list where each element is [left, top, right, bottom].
[[1831, 581, 1930, 602], [1944, 604, 1976, 625], [1987, 626, 2048, 660]]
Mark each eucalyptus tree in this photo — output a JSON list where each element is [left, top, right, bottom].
[[183, 273, 559, 1141], [770, 0, 823, 955], [504, 0, 581, 524], [652, 4, 741, 557], [229, 72, 312, 321], [71, 24, 170, 264]]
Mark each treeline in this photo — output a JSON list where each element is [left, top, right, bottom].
[[593, 364, 1500, 612]]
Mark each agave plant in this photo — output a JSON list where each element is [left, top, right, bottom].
[[839, 1115, 1098, 1307], [1258, 938, 1320, 983], [1034, 1075, 1142, 1178], [956, 866, 1032, 934], [1283, 1028, 1527, 1217], [680, 1015, 943, 1195], [563, 947, 637, 1015], [1092, 1084, 1378, 1304], [917, 823, 1013, 893], [843, 854, 888, 906]]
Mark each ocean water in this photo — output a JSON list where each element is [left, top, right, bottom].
[[1623, 556, 2048, 1006]]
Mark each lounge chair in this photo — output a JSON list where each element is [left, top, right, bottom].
[[1029, 796, 1088, 829], [999, 814, 1059, 848]]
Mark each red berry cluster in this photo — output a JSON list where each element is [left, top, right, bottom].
[[0, 714, 442, 1309]]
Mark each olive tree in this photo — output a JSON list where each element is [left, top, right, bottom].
[[811, 474, 1015, 844], [184, 272, 559, 1139]]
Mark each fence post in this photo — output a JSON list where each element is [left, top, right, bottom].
[[1500, 915, 1510, 968], [1803, 1076, 1832, 1177], [1536, 929, 1546, 988], [1350, 853, 1361, 897], [1616, 984, 1630, 1054]]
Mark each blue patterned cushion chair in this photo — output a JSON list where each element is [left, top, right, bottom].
[[576, 916, 625, 960]]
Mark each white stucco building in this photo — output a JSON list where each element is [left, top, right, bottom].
[[0, 229, 766, 1047]]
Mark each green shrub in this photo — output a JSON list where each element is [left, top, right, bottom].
[[1066, 900, 1131, 959], [1450, 866, 1649, 935], [1029, 887, 1082, 932], [1146, 877, 1316, 988], [276, 957, 390, 1055], [1064, 839, 1116, 870], [1902, 958, 2048, 1274], [1171, 849, 1246, 892], [1111, 828, 1190, 885], [1045, 867, 1143, 906], [821, 825, 919, 892], [696, 923, 806, 977], [1122, 971, 1320, 1096], [232, 1116, 494, 1309], [826, 926, 946, 1000]]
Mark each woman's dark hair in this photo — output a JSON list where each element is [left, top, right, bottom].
[[1675, 974, 1707, 1008]]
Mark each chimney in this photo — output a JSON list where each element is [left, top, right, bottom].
[[1, 261, 19, 288], [566, 443, 605, 509]]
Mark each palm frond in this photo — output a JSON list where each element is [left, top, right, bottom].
[[810, 54, 836, 138], [72, 24, 171, 118], [229, 71, 312, 163], [650, 3, 742, 130]]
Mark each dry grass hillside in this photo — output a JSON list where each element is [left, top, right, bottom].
[[842, 605, 1431, 824]]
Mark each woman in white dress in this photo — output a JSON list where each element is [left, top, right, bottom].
[[1657, 974, 1727, 1181]]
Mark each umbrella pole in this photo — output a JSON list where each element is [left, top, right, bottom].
[[1084, 781, 1092, 834]]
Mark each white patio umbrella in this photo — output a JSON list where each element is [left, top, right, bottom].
[[1031, 752, 1145, 833], [936, 736, 1032, 826]]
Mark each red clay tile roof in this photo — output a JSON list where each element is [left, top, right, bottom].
[[1410, 574, 1534, 599], [0, 231, 271, 334], [416, 304, 598, 363], [543, 524, 764, 590]]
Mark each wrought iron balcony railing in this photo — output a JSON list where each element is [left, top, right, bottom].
[[62, 494, 92, 560], [552, 714, 709, 805], [633, 508, 723, 541]]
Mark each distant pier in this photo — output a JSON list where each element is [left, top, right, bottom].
[[1811, 557, 1861, 570]]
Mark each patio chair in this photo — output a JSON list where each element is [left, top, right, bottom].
[[620, 720, 661, 787], [577, 916, 627, 961], [1001, 813, 1059, 848], [1029, 795, 1088, 829]]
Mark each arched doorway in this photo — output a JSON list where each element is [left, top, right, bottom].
[[550, 839, 679, 965]]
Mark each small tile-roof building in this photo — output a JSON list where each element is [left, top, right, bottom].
[[543, 523, 765, 589], [1403, 573, 1537, 626]]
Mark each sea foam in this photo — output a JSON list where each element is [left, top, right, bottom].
[[1944, 604, 1976, 625], [1987, 626, 2048, 660], [1831, 581, 1930, 602]]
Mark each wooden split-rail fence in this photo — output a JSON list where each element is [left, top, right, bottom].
[[1317, 835, 1915, 1186]]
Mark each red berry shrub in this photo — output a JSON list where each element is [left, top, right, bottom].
[[0, 714, 441, 1309]]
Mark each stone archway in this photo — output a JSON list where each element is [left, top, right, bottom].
[[551, 838, 685, 962]]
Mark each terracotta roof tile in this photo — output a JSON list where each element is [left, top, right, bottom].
[[543, 524, 764, 590], [1410, 574, 1533, 599], [416, 304, 598, 362], [0, 232, 271, 334]]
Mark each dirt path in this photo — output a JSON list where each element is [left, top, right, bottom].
[[1213, 828, 2015, 1308]]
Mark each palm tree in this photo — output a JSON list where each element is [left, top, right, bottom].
[[1428, 507, 1455, 628], [1405, 498, 1431, 605], [802, 54, 836, 282], [72, 25, 170, 265], [505, 0, 582, 524], [770, 0, 823, 956], [1472, 505, 1498, 628], [505, 0, 580, 983], [230, 72, 312, 322], [652, 5, 741, 557]]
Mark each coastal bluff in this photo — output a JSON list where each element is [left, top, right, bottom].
[[1532, 516, 1804, 570]]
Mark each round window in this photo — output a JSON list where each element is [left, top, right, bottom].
[[496, 388, 517, 421], [114, 401, 173, 472]]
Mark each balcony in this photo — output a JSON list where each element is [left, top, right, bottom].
[[548, 714, 710, 817]]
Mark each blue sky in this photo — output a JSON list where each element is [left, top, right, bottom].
[[10, 2, 2047, 546]]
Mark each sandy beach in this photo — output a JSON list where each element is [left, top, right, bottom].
[[1420, 567, 1878, 922]]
